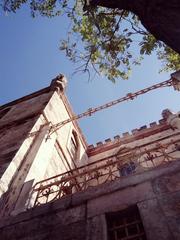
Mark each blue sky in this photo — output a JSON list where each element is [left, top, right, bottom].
[[0, 7, 179, 145]]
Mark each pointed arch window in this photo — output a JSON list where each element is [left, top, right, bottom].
[[69, 130, 79, 160]]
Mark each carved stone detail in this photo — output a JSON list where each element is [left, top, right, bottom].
[[162, 109, 180, 130], [171, 70, 180, 91], [50, 74, 67, 93]]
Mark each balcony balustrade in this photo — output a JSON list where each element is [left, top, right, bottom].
[[29, 139, 180, 207]]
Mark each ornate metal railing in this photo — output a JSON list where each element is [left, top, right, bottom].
[[29, 140, 179, 207]]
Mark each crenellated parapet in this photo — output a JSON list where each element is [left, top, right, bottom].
[[87, 113, 179, 154]]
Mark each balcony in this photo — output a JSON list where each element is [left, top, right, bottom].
[[29, 139, 179, 208]]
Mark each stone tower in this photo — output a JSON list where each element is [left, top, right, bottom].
[[0, 73, 180, 240], [0, 75, 88, 217]]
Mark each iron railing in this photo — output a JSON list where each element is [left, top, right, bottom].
[[29, 140, 179, 207]]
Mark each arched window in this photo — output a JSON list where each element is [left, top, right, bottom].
[[69, 130, 79, 160]]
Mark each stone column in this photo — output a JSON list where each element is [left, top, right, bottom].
[[138, 199, 173, 240], [86, 214, 108, 240]]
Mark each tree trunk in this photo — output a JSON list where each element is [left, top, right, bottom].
[[90, 0, 180, 54]]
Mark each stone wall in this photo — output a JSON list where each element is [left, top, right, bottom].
[[0, 90, 52, 178], [0, 159, 180, 240], [0, 89, 53, 217], [43, 90, 88, 175], [0, 90, 53, 197], [0, 84, 88, 217]]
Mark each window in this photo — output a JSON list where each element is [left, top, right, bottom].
[[69, 130, 79, 160], [119, 161, 136, 177], [0, 107, 11, 120], [106, 206, 147, 240], [69, 136, 78, 159]]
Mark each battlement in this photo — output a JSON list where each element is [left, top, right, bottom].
[[87, 118, 168, 153]]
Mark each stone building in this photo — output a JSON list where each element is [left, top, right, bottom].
[[0, 73, 180, 240]]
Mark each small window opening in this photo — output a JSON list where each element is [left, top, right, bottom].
[[106, 206, 147, 240], [70, 136, 78, 158], [69, 130, 79, 160], [118, 161, 136, 177]]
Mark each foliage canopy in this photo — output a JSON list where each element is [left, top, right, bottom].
[[1, 0, 180, 81]]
